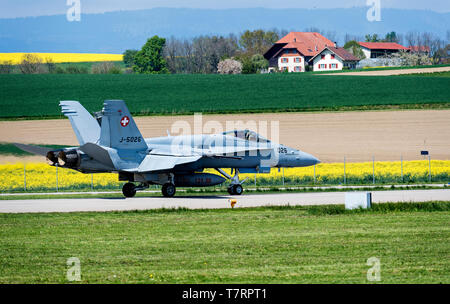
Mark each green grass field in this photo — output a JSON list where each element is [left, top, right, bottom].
[[0, 202, 448, 283], [1, 73, 449, 119]]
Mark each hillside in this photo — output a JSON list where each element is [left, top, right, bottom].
[[0, 8, 448, 53]]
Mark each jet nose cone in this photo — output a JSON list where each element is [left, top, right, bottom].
[[307, 154, 321, 165], [297, 152, 321, 166]]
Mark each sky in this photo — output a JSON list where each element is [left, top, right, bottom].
[[1, 0, 449, 18]]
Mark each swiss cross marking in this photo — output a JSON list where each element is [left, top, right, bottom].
[[120, 116, 130, 127]]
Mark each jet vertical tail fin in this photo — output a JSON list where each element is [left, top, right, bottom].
[[60, 101, 101, 145], [98, 100, 148, 151]]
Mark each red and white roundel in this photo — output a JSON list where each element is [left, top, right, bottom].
[[120, 116, 130, 127]]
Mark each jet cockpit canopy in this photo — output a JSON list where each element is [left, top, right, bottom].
[[222, 129, 271, 143]]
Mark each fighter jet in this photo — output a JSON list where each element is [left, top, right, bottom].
[[16, 100, 320, 197]]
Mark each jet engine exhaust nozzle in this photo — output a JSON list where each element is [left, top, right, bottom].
[[57, 149, 80, 168]]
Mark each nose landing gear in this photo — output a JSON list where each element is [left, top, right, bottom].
[[216, 168, 246, 196]]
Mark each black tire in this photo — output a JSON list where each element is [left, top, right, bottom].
[[233, 184, 243, 195], [122, 182, 136, 198], [162, 183, 176, 197], [227, 186, 234, 195]]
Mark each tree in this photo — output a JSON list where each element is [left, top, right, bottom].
[[343, 40, 366, 60], [123, 49, 138, 68], [365, 34, 380, 42], [388, 50, 432, 66], [163, 35, 239, 74], [432, 44, 450, 64], [239, 29, 279, 55], [133, 36, 169, 74], [217, 59, 242, 74], [19, 54, 46, 74], [241, 57, 257, 74], [251, 54, 268, 72], [404, 31, 444, 59], [190, 35, 239, 73], [384, 31, 398, 43]]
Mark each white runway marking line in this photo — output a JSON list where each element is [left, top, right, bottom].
[[0, 189, 449, 213]]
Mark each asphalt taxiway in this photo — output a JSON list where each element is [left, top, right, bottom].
[[0, 189, 448, 213]]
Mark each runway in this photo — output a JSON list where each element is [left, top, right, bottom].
[[0, 189, 449, 213]]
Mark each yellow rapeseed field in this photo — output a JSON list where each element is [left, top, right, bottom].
[[0, 53, 123, 64], [0, 160, 448, 192]]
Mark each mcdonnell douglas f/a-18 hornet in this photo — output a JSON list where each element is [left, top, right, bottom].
[[16, 100, 320, 197]]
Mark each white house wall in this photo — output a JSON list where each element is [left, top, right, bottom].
[[312, 49, 344, 71], [361, 47, 371, 59], [278, 54, 305, 72]]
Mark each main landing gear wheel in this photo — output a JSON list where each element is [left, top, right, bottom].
[[233, 184, 243, 195], [227, 184, 243, 195], [162, 183, 176, 197], [122, 182, 136, 198]]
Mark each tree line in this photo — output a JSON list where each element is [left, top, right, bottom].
[[123, 29, 448, 74], [123, 29, 289, 74]]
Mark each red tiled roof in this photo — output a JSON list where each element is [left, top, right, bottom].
[[327, 47, 360, 61], [277, 32, 335, 57], [309, 46, 360, 62], [358, 42, 408, 50], [408, 45, 430, 52]]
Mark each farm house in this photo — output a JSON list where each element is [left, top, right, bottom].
[[309, 46, 360, 71], [264, 32, 336, 72]]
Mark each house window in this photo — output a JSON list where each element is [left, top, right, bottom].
[[321, 54, 325, 59], [331, 54, 335, 59], [331, 63, 338, 69], [319, 64, 326, 69], [282, 67, 288, 72], [281, 58, 288, 63], [294, 57, 301, 63], [294, 66, 301, 72]]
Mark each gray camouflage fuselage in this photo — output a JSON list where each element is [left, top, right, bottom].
[[18, 100, 320, 196]]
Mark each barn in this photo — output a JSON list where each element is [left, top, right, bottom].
[[358, 42, 409, 59]]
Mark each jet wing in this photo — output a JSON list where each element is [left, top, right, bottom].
[[14, 143, 52, 156], [135, 154, 202, 172]]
